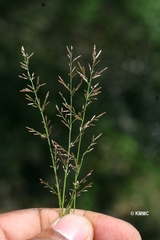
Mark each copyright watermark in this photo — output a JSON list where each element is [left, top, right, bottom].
[[130, 211, 149, 216]]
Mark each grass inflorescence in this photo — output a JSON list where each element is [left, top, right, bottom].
[[19, 45, 107, 217]]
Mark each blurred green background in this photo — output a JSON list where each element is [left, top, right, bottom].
[[0, 0, 160, 239]]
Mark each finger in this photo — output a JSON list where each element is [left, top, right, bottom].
[[28, 213, 93, 240], [82, 210, 142, 240], [0, 208, 59, 240]]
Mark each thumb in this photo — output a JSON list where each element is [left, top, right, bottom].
[[28, 213, 94, 240]]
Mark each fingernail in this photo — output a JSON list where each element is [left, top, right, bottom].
[[52, 213, 93, 240]]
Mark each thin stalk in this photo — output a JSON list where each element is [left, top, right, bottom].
[[62, 47, 74, 215], [24, 54, 63, 216], [73, 62, 95, 210]]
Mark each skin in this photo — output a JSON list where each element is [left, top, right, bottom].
[[0, 208, 142, 240]]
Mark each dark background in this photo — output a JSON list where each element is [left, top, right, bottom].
[[0, 0, 160, 239]]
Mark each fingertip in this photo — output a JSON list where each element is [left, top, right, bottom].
[[83, 210, 142, 240], [124, 222, 142, 240], [52, 213, 94, 240]]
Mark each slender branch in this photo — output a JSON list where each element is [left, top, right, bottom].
[[19, 45, 106, 216]]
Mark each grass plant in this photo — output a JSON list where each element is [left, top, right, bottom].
[[19, 45, 107, 217]]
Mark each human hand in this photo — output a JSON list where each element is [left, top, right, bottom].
[[0, 208, 141, 240]]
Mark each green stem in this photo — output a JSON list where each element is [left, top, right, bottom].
[[73, 62, 95, 210], [25, 55, 63, 216], [62, 48, 74, 215]]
